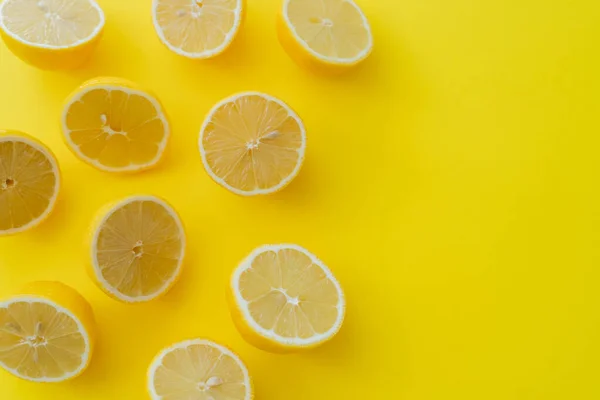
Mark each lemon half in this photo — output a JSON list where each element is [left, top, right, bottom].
[[0, 281, 96, 382], [199, 92, 306, 196], [147, 339, 253, 400], [229, 244, 345, 352], [89, 195, 186, 303], [0, 130, 60, 236], [277, 0, 373, 73], [0, 0, 105, 69]]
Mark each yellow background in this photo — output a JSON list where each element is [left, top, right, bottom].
[[0, 0, 599, 398]]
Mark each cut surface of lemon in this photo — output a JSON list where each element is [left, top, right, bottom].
[[90, 195, 185, 303], [0, 281, 96, 382], [148, 339, 253, 400], [229, 244, 345, 352], [61, 77, 170, 173], [199, 92, 306, 196], [0, 131, 60, 235], [152, 0, 245, 59], [0, 0, 105, 69], [278, 0, 373, 72]]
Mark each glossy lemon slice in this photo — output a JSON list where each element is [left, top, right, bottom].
[[0, 0, 104, 69], [152, 0, 245, 59], [148, 339, 253, 400], [229, 244, 345, 352], [0, 131, 60, 235], [61, 77, 170, 173], [199, 92, 306, 196], [277, 0, 373, 73], [89, 195, 186, 303], [0, 281, 96, 382]]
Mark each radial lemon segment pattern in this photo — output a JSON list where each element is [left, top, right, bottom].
[[202, 94, 304, 192], [0, 301, 86, 380], [95, 199, 183, 299], [239, 248, 341, 340], [65, 88, 166, 169], [154, 0, 239, 56], [151, 341, 250, 400], [286, 0, 371, 61], [0, 140, 57, 232], [1, 0, 102, 47]]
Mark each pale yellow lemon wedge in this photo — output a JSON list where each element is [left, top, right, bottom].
[[61, 77, 170, 173], [148, 339, 253, 400], [0, 281, 96, 382], [0, 131, 60, 235], [229, 244, 345, 353], [277, 0, 373, 73], [199, 92, 306, 196], [89, 195, 185, 303], [152, 0, 245, 59], [0, 0, 104, 70]]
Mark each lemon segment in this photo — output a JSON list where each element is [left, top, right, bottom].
[[61, 78, 170, 173], [0, 131, 60, 235], [148, 339, 253, 400], [277, 0, 373, 73], [199, 92, 306, 196], [89, 195, 186, 303], [0, 0, 105, 69], [0, 281, 96, 382], [152, 0, 245, 59], [229, 244, 345, 352]]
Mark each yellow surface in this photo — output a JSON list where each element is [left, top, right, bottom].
[[0, 0, 598, 398]]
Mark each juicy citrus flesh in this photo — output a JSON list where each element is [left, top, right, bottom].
[[200, 93, 306, 195], [283, 0, 372, 64], [148, 339, 252, 400], [153, 0, 243, 58], [0, 134, 59, 234], [0, 282, 93, 382], [63, 81, 169, 172], [92, 197, 185, 302], [0, 0, 102, 48], [233, 245, 345, 348]]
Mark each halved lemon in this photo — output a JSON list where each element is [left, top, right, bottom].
[[0, 130, 60, 236], [199, 92, 306, 196], [277, 0, 373, 73], [228, 244, 345, 352], [0, 281, 96, 382], [61, 77, 170, 173], [0, 0, 105, 70], [152, 0, 245, 59], [89, 195, 185, 303], [148, 339, 253, 400]]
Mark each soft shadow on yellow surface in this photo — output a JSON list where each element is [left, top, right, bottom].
[[0, 0, 599, 399]]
